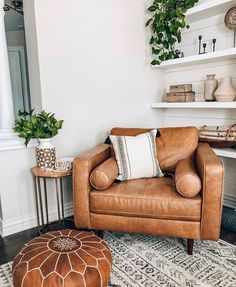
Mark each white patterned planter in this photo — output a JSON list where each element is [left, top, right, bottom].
[[36, 138, 56, 169]]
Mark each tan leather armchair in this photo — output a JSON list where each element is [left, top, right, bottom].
[[73, 127, 224, 254]]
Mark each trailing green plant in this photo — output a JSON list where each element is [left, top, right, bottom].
[[146, 0, 198, 65], [14, 109, 64, 145]]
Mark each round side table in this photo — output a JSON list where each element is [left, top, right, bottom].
[[31, 167, 72, 233]]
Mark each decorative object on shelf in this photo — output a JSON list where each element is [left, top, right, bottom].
[[214, 76, 236, 102], [160, 48, 236, 68], [204, 74, 218, 101], [166, 84, 195, 102], [166, 92, 195, 103], [55, 157, 74, 172], [199, 125, 236, 148], [198, 35, 202, 54], [198, 36, 207, 54], [224, 6, 236, 48], [170, 84, 192, 93], [212, 39, 216, 52], [14, 109, 64, 168], [146, 0, 199, 65]]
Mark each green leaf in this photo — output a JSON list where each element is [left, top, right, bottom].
[[159, 12, 166, 21], [146, 18, 153, 27], [163, 41, 169, 49], [152, 48, 160, 55], [146, 0, 198, 65], [13, 108, 64, 145], [177, 33, 181, 43], [147, 5, 157, 12], [149, 36, 155, 45], [151, 60, 160, 66], [25, 137, 31, 146]]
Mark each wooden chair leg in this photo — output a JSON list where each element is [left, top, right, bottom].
[[97, 230, 104, 239], [187, 239, 194, 255]]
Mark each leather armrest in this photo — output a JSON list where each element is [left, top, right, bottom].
[[196, 143, 224, 240], [73, 144, 111, 228]]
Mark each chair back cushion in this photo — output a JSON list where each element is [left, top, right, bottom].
[[110, 126, 199, 172]]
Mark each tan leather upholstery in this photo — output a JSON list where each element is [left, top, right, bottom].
[[90, 157, 118, 190], [91, 214, 201, 239], [90, 177, 201, 221], [175, 159, 201, 197], [73, 127, 224, 245], [110, 126, 199, 171], [12, 230, 112, 287], [196, 143, 224, 240], [73, 144, 111, 228]]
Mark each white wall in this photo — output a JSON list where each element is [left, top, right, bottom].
[[0, 148, 37, 235], [34, 0, 165, 158], [0, 0, 165, 236], [164, 6, 236, 208]]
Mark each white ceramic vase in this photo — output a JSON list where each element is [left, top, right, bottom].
[[214, 77, 236, 102], [204, 74, 218, 101], [36, 138, 56, 169]]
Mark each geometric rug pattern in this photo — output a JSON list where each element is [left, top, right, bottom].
[[1, 231, 236, 287], [106, 232, 236, 287]]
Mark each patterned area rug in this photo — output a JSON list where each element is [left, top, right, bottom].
[[0, 232, 235, 287]]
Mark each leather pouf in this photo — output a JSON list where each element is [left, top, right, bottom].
[[12, 230, 112, 287]]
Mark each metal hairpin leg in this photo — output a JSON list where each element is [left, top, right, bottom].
[[33, 170, 71, 234], [33, 176, 41, 234], [37, 177, 45, 231], [60, 178, 65, 227], [43, 178, 49, 226], [55, 178, 62, 228]]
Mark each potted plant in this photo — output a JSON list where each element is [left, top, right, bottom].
[[14, 109, 64, 169], [146, 0, 198, 65]]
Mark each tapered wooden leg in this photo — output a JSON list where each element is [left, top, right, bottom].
[[97, 230, 104, 239], [187, 239, 194, 255]]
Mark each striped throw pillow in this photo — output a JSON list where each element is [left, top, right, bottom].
[[109, 129, 163, 181]]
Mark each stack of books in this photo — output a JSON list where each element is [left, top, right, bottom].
[[166, 84, 195, 103]]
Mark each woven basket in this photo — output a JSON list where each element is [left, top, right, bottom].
[[199, 124, 236, 148]]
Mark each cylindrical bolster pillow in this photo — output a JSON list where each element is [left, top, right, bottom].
[[90, 157, 119, 190], [175, 159, 201, 197]]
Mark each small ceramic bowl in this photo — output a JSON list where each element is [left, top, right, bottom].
[[54, 157, 74, 172]]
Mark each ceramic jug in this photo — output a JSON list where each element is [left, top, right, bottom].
[[214, 77, 236, 102]]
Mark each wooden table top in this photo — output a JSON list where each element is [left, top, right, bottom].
[[31, 167, 72, 178]]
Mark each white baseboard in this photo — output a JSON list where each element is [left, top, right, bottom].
[[1, 202, 74, 237]]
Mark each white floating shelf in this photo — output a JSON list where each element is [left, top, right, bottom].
[[214, 148, 236, 159], [155, 48, 236, 69], [151, 102, 236, 109], [186, 0, 236, 23]]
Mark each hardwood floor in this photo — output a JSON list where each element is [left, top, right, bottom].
[[0, 220, 235, 266]]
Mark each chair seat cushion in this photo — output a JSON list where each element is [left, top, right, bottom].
[[90, 177, 201, 222]]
